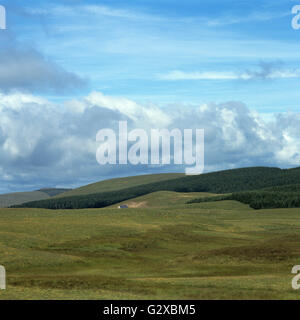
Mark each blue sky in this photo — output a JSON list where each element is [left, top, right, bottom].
[[1, 0, 300, 192], [4, 0, 300, 111]]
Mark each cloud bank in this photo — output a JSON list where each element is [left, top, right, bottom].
[[0, 47, 86, 93], [0, 91, 299, 193]]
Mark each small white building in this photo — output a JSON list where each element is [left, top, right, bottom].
[[118, 204, 128, 209]]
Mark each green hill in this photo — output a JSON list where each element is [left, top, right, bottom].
[[2, 176, 300, 299], [110, 190, 217, 209], [14, 166, 300, 210], [0, 188, 70, 208], [55, 173, 184, 198], [188, 184, 300, 210], [38, 188, 71, 197], [0, 191, 50, 208]]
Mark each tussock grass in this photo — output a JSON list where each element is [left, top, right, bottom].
[[1, 201, 300, 299]]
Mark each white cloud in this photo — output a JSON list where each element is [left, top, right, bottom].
[[84, 92, 171, 127], [159, 71, 238, 81], [160, 66, 300, 81], [26, 4, 288, 26], [0, 91, 300, 192], [0, 47, 86, 93], [203, 11, 290, 27], [26, 4, 162, 22]]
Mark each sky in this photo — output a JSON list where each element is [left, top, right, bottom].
[[1, 0, 300, 193]]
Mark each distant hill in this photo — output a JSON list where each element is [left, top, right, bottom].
[[14, 166, 300, 210], [38, 188, 71, 197], [0, 188, 70, 208], [55, 173, 184, 198]]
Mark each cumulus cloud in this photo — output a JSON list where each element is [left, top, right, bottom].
[[0, 91, 299, 193], [0, 47, 86, 93]]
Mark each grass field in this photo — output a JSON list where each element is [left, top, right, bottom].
[[110, 191, 220, 208], [1, 191, 300, 300]]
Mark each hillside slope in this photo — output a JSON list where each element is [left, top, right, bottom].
[[15, 166, 300, 209], [0, 188, 70, 208], [188, 184, 300, 210], [110, 191, 217, 208], [55, 173, 184, 198], [0, 191, 50, 208], [39, 188, 71, 197]]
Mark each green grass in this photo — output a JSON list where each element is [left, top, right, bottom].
[[1, 196, 300, 300], [110, 190, 218, 208], [55, 173, 184, 198]]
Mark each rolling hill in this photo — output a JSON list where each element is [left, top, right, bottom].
[[110, 190, 218, 209], [0, 199, 298, 299], [14, 166, 300, 210], [1, 172, 300, 299], [55, 173, 184, 198], [0, 188, 70, 208], [188, 184, 300, 210], [39, 188, 71, 197]]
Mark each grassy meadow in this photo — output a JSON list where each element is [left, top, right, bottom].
[[1, 191, 300, 300]]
